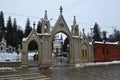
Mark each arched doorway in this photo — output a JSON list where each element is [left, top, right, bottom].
[[52, 32, 70, 65], [28, 40, 39, 67]]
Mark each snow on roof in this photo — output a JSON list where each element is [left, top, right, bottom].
[[37, 33, 51, 36], [43, 33, 51, 35], [89, 42, 92, 45], [106, 42, 119, 45], [37, 33, 42, 36], [94, 41, 104, 44], [22, 37, 28, 42], [94, 41, 119, 45], [72, 36, 80, 38]]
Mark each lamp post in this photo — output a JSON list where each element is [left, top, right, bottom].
[[90, 28, 93, 41]]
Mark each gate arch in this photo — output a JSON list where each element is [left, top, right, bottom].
[[51, 31, 72, 63], [21, 29, 42, 67], [50, 13, 74, 63]]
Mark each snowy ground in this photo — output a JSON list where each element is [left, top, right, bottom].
[[0, 52, 37, 62], [0, 52, 21, 62]]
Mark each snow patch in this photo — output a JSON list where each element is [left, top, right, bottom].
[[0, 52, 21, 62], [75, 61, 120, 68], [0, 67, 16, 72], [75, 63, 85, 68]]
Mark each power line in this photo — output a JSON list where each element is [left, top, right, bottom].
[[3, 12, 120, 30], [4, 12, 41, 19], [64, 0, 87, 12]]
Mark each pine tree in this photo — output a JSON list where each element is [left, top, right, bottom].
[[17, 28, 23, 47], [12, 18, 18, 47], [15, 26, 23, 51], [6, 16, 13, 46], [0, 11, 5, 41], [108, 34, 114, 42], [24, 18, 32, 37], [93, 22, 101, 41], [37, 21, 42, 33], [0, 11, 5, 31], [114, 29, 120, 41], [102, 31, 107, 41], [63, 37, 69, 52]]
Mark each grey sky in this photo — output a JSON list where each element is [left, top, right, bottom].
[[1, 0, 120, 35]]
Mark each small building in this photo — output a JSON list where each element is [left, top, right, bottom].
[[53, 34, 63, 53]]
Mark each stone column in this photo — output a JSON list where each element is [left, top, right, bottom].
[[21, 43, 28, 67]]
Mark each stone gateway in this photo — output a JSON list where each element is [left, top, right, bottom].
[[21, 7, 93, 67]]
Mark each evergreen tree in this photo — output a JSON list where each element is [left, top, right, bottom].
[[12, 18, 18, 47], [24, 18, 32, 37], [114, 29, 120, 41], [37, 21, 42, 33], [108, 29, 120, 42], [0, 11, 5, 31], [14, 26, 23, 51], [0, 11, 5, 41], [102, 31, 107, 41], [108, 34, 114, 42], [93, 22, 101, 41], [17, 28, 23, 48], [63, 37, 69, 52], [6, 16, 13, 46]]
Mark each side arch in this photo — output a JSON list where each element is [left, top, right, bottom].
[[81, 42, 90, 62], [21, 32, 42, 67]]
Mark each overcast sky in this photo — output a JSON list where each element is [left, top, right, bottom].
[[1, 0, 120, 35]]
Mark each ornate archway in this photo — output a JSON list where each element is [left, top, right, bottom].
[[21, 7, 93, 68], [21, 29, 42, 67]]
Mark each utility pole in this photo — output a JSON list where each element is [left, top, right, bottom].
[[90, 28, 93, 41]]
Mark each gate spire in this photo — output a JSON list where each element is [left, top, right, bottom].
[[73, 16, 77, 25], [44, 10, 48, 21], [71, 16, 79, 36]]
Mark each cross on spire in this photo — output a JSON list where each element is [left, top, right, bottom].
[[60, 6, 63, 15], [33, 22, 36, 29]]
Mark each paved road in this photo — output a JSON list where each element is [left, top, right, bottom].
[[40, 64, 120, 80], [0, 64, 120, 80]]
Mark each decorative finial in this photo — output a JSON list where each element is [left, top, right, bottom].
[[45, 10, 47, 13], [60, 6, 63, 14], [82, 28, 85, 34], [44, 10, 48, 20], [73, 16, 77, 25], [82, 28, 86, 39], [33, 22, 36, 29]]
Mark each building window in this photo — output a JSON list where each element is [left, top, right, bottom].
[[82, 49, 87, 58], [85, 50, 87, 57], [82, 50, 84, 57]]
